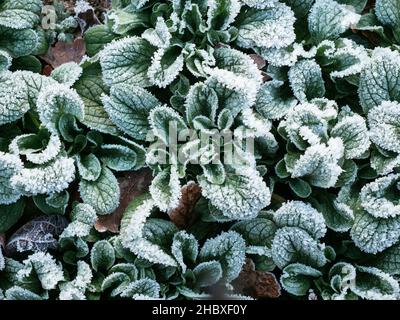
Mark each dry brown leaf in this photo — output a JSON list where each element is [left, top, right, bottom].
[[41, 38, 86, 68], [168, 181, 202, 229], [95, 169, 153, 233], [233, 259, 281, 299], [249, 53, 266, 70]]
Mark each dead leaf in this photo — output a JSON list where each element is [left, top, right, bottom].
[[95, 169, 153, 233], [41, 38, 86, 68], [249, 54, 266, 70], [42, 64, 53, 76], [168, 181, 202, 229], [233, 259, 281, 299], [6, 215, 68, 255]]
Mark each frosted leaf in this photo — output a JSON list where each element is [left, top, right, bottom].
[[236, 2, 296, 49], [100, 144, 141, 171], [0, 27, 38, 57], [241, 0, 279, 9], [371, 151, 400, 176], [0, 9, 39, 29], [352, 266, 400, 300], [259, 43, 317, 68], [74, 62, 118, 135], [142, 17, 171, 48], [103, 84, 161, 140], [75, 154, 101, 181], [9, 133, 62, 165], [148, 46, 184, 88], [240, 108, 273, 139], [360, 174, 400, 219], [51, 62, 83, 86], [60, 203, 97, 239], [149, 105, 187, 145], [288, 59, 325, 102], [308, 0, 361, 42], [193, 261, 223, 287], [0, 151, 23, 205], [1, 0, 42, 15], [0, 49, 11, 70], [150, 167, 182, 212], [59, 261, 92, 300], [79, 167, 120, 215], [120, 279, 160, 300], [199, 231, 246, 282], [205, 68, 258, 117], [289, 138, 344, 188], [254, 80, 297, 120], [4, 286, 44, 300], [271, 227, 327, 269], [171, 231, 198, 273], [273, 201, 327, 240], [368, 101, 400, 153], [6, 215, 68, 254], [331, 109, 370, 159], [350, 209, 400, 254], [281, 0, 314, 18], [0, 71, 29, 125], [17, 252, 64, 290], [207, 0, 241, 31], [214, 47, 263, 84], [374, 243, 400, 275], [198, 167, 271, 220], [185, 82, 218, 127], [280, 263, 322, 296], [11, 157, 75, 196], [359, 48, 400, 113], [37, 84, 84, 134], [280, 102, 337, 149], [100, 37, 156, 87], [231, 217, 277, 247], [375, 0, 400, 31], [91, 240, 115, 271]]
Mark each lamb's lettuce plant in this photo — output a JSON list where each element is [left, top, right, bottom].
[[2, 0, 400, 301]]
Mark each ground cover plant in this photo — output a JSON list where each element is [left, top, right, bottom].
[[1, 0, 400, 300]]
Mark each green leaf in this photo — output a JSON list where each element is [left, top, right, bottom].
[[0, 27, 38, 57], [373, 243, 400, 275], [74, 62, 118, 135], [359, 48, 400, 113], [100, 36, 156, 87], [231, 217, 277, 247], [120, 278, 160, 299], [282, 0, 314, 18], [271, 227, 327, 269], [149, 167, 181, 211], [289, 178, 312, 198], [33, 191, 69, 215], [103, 84, 161, 140], [281, 263, 322, 296], [207, 0, 241, 31], [79, 167, 120, 215], [199, 231, 246, 282], [288, 59, 325, 102], [193, 261, 223, 287], [75, 154, 102, 181], [185, 82, 218, 127], [375, 0, 400, 31], [255, 80, 297, 120], [4, 286, 44, 300], [0, 49, 11, 70], [0, 198, 24, 232], [108, 9, 149, 35], [99, 144, 138, 171], [11, 55, 41, 73], [0, 9, 39, 29], [84, 24, 119, 57], [91, 240, 116, 272]]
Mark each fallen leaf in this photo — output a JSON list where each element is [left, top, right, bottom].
[[42, 64, 53, 76], [6, 215, 68, 255], [233, 259, 281, 299], [95, 169, 153, 233], [249, 54, 266, 70], [75, 0, 101, 33], [168, 181, 202, 229], [41, 38, 86, 68]]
